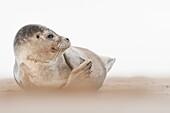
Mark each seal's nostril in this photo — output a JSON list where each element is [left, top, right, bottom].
[[65, 38, 69, 42]]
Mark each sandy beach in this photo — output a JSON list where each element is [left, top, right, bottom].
[[1, 76, 170, 113], [1, 77, 170, 95]]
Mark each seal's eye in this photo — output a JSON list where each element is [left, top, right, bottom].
[[47, 34, 54, 39]]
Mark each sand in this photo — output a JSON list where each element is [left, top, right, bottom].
[[1, 77, 170, 113]]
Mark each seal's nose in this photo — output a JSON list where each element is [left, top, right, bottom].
[[65, 38, 69, 42]]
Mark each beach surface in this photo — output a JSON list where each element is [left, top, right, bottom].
[[1, 77, 170, 113]]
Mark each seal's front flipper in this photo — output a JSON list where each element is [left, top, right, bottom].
[[63, 47, 85, 70], [100, 56, 116, 72], [64, 60, 93, 89], [69, 59, 92, 80]]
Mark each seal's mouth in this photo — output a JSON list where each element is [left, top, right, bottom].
[[51, 43, 71, 53], [51, 47, 66, 53], [51, 47, 67, 53], [50, 38, 71, 53]]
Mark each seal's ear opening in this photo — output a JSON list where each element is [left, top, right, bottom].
[[36, 35, 40, 39], [36, 32, 42, 39]]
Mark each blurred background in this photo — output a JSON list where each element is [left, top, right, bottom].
[[0, 0, 170, 78]]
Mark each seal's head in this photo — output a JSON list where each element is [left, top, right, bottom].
[[14, 24, 71, 62]]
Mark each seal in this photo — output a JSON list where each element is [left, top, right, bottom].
[[13, 24, 115, 90]]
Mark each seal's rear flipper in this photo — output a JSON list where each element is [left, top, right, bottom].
[[100, 56, 116, 72]]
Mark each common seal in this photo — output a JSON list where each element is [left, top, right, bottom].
[[13, 24, 115, 90]]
